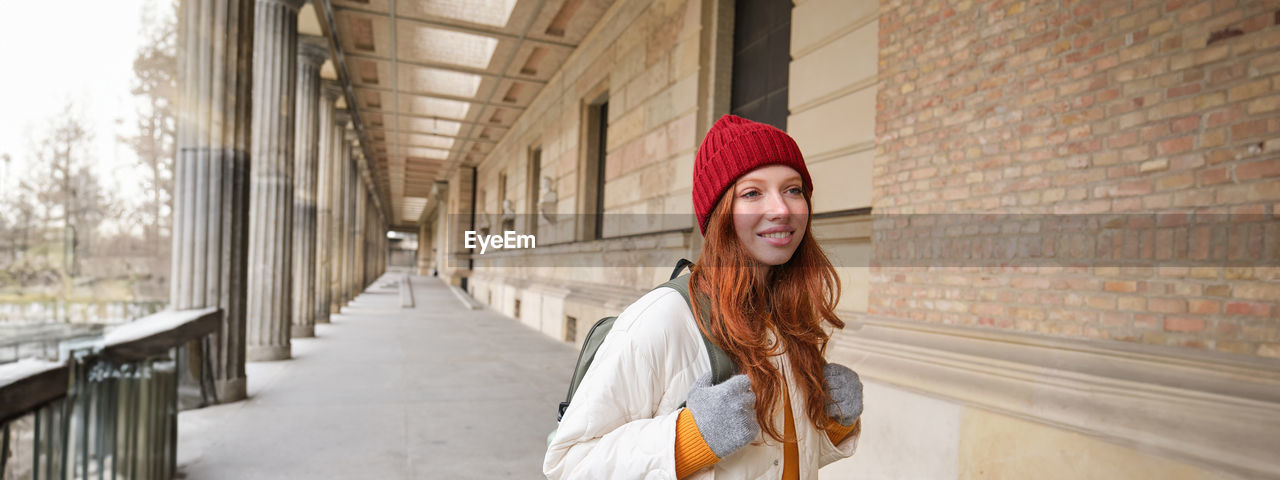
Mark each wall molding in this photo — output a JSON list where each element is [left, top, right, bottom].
[[469, 227, 693, 261], [803, 138, 876, 165], [468, 272, 647, 310], [812, 208, 874, 241], [789, 77, 878, 118], [832, 316, 1280, 479], [790, 8, 878, 61]]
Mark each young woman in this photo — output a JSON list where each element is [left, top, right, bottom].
[[544, 115, 862, 479]]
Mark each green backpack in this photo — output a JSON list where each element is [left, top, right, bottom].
[[555, 259, 738, 422]]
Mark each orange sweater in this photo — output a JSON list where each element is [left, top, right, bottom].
[[674, 387, 859, 479]]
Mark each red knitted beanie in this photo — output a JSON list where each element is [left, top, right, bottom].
[[692, 114, 812, 236]]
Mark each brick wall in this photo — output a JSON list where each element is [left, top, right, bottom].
[[871, 0, 1280, 357]]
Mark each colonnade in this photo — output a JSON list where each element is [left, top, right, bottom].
[[170, 0, 388, 402]]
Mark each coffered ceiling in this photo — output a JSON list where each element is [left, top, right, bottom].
[[315, 0, 615, 227]]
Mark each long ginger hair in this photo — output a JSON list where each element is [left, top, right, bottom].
[[688, 187, 845, 441]]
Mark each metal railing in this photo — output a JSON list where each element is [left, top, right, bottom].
[[0, 308, 220, 480]]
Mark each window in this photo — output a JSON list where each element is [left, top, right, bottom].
[[730, 0, 791, 129], [564, 316, 578, 343], [576, 88, 609, 241], [499, 171, 514, 232], [525, 146, 541, 236], [476, 187, 490, 239], [594, 101, 608, 240], [497, 171, 507, 209]]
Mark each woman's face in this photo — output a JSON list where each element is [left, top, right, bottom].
[[731, 165, 809, 267]]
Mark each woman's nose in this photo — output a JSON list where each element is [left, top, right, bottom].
[[765, 190, 791, 217]]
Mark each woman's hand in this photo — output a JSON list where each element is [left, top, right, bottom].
[[822, 363, 863, 426], [685, 373, 759, 459]]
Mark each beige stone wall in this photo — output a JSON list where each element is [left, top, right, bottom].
[[955, 409, 1222, 480], [819, 380, 1227, 479], [454, 0, 713, 337], [788, 0, 877, 214]]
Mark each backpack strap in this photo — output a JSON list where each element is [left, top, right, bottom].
[[669, 258, 694, 280], [661, 273, 737, 386], [558, 316, 618, 421], [555, 260, 736, 424]]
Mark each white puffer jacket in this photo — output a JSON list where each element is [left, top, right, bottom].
[[543, 286, 859, 479]]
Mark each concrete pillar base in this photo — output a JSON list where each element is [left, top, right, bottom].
[[247, 345, 291, 362], [330, 304, 341, 314], [217, 378, 249, 404], [291, 324, 315, 338]]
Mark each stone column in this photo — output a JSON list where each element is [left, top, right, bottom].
[[380, 213, 386, 275], [381, 215, 387, 275], [289, 35, 326, 339], [366, 193, 373, 284], [377, 214, 384, 276], [343, 142, 358, 303], [379, 216, 386, 276], [245, 0, 305, 362], [171, 0, 254, 403], [354, 174, 367, 293], [417, 221, 430, 275], [357, 189, 365, 288], [330, 113, 351, 313], [369, 198, 377, 282], [339, 134, 351, 305], [378, 210, 384, 274], [314, 82, 341, 324]]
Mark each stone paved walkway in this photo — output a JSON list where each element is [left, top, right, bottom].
[[177, 272, 577, 479]]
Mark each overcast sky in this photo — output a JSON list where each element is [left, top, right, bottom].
[[0, 0, 156, 219]]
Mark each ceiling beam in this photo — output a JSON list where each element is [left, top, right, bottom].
[[352, 85, 529, 111], [366, 128, 502, 144], [362, 112, 514, 133], [333, 4, 579, 50], [345, 51, 549, 86]]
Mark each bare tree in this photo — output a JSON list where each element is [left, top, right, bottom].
[[27, 104, 114, 283], [0, 153, 14, 264], [121, 0, 178, 283], [6, 185, 41, 260]]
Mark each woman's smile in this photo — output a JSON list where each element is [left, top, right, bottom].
[[756, 227, 795, 246]]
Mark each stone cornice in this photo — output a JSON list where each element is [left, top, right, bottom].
[[333, 108, 351, 127], [321, 80, 344, 101], [257, 0, 306, 10], [832, 315, 1280, 479], [297, 34, 330, 66]]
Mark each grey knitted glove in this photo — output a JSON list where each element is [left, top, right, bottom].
[[823, 363, 863, 426], [685, 373, 759, 459]]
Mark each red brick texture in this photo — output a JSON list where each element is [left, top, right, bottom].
[[870, 0, 1280, 357]]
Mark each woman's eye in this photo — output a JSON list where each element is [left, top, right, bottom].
[[740, 190, 760, 198], [786, 187, 803, 195]]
